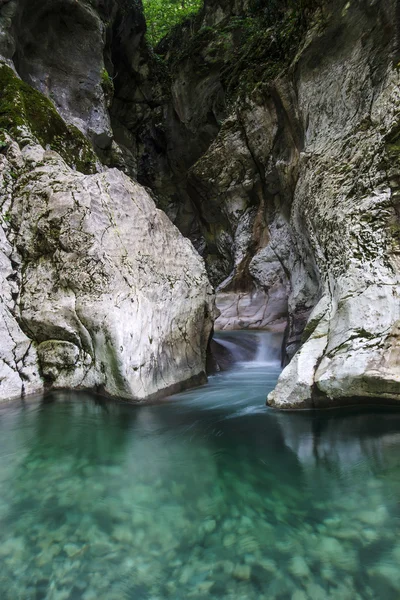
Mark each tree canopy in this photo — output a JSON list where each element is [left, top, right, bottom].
[[143, 0, 203, 46]]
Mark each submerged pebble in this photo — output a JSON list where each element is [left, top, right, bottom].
[[289, 555, 310, 578], [233, 563, 251, 581]]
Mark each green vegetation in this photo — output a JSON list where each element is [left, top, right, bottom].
[[161, 0, 323, 97], [2, 211, 11, 223], [0, 64, 98, 174], [386, 124, 400, 164], [219, 2, 315, 92], [101, 68, 114, 107], [143, 0, 203, 46]]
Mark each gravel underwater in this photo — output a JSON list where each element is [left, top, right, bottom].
[[1, 332, 400, 599]]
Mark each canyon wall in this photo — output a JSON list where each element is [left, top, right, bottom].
[[128, 0, 400, 408], [1, 0, 400, 407], [0, 1, 215, 403]]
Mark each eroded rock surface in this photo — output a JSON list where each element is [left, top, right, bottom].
[[268, 0, 400, 407], [108, 1, 306, 332], [2, 0, 400, 407], [142, 0, 400, 407], [0, 56, 214, 402]]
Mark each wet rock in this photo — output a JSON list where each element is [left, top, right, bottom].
[[368, 563, 400, 593], [289, 555, 310, 578], [223, 533, 236, 548], [291, 591, 308, 600], [358, 507, 388, 526], [202, 519, 216, 534], [63, 543, 81, 558], [306, 583, 327, 600]]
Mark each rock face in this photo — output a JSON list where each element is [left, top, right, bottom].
[[2, 0, 400, 408], [267, 0, 400, 407], [0, 0, 151, 161], [119, 0, 400, 407], [2, 0, 291, 331], [0, 57, 214, 402], [106, 2, 299, 332], [1, 0, 108, 148]]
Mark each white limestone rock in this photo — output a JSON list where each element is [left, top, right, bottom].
[[0, 139, 215, 402], [268, 3, 400, 408], [215, 288, 287, 331], [0, 142, 42, 401]]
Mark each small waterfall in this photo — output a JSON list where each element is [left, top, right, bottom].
[[212, 331, 282, 370], [213, 337, 250, 363], [254, 333, 280, 365]]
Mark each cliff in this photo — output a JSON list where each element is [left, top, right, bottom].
[[1, 0, 400, 408], [0, 0, 215, 403], [127, 0, 400, 408]]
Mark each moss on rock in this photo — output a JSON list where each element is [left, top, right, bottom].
[[0, 63, 98, 174], [101, 68, 114, 108], [161, 1, 323, 99]]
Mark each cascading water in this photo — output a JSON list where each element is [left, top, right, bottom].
[[212, 330, 282, 370], [0, 332, 400, 600], [253, 332, 281, 365], [212, 335, 251, 363]]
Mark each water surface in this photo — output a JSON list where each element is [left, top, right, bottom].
[[1, 332, 400, 599]]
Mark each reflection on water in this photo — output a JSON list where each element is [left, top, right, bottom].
[[0, 332, 400, 599]]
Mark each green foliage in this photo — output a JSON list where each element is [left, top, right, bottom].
[[101, 68, 112, 86], [0, 63, 98, 174], [143, 0, 203, 46], [163, 0, 323, 98], [222, 0, 324, 92], [249, 0, 318, 23], [101, 68, 114, 107]]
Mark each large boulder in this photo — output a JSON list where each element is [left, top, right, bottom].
[[0, 132, 214, 402], [0, 4, 215, 404]]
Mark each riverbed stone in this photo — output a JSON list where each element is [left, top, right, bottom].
[[291, 592, 308, 600], [289, 555, 310, 578], [233, 563, 251, 581]]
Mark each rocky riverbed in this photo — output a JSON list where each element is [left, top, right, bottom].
[[1, 334, 400, 599]]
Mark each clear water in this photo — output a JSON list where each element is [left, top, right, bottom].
[[1, 332, 400, 600]]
